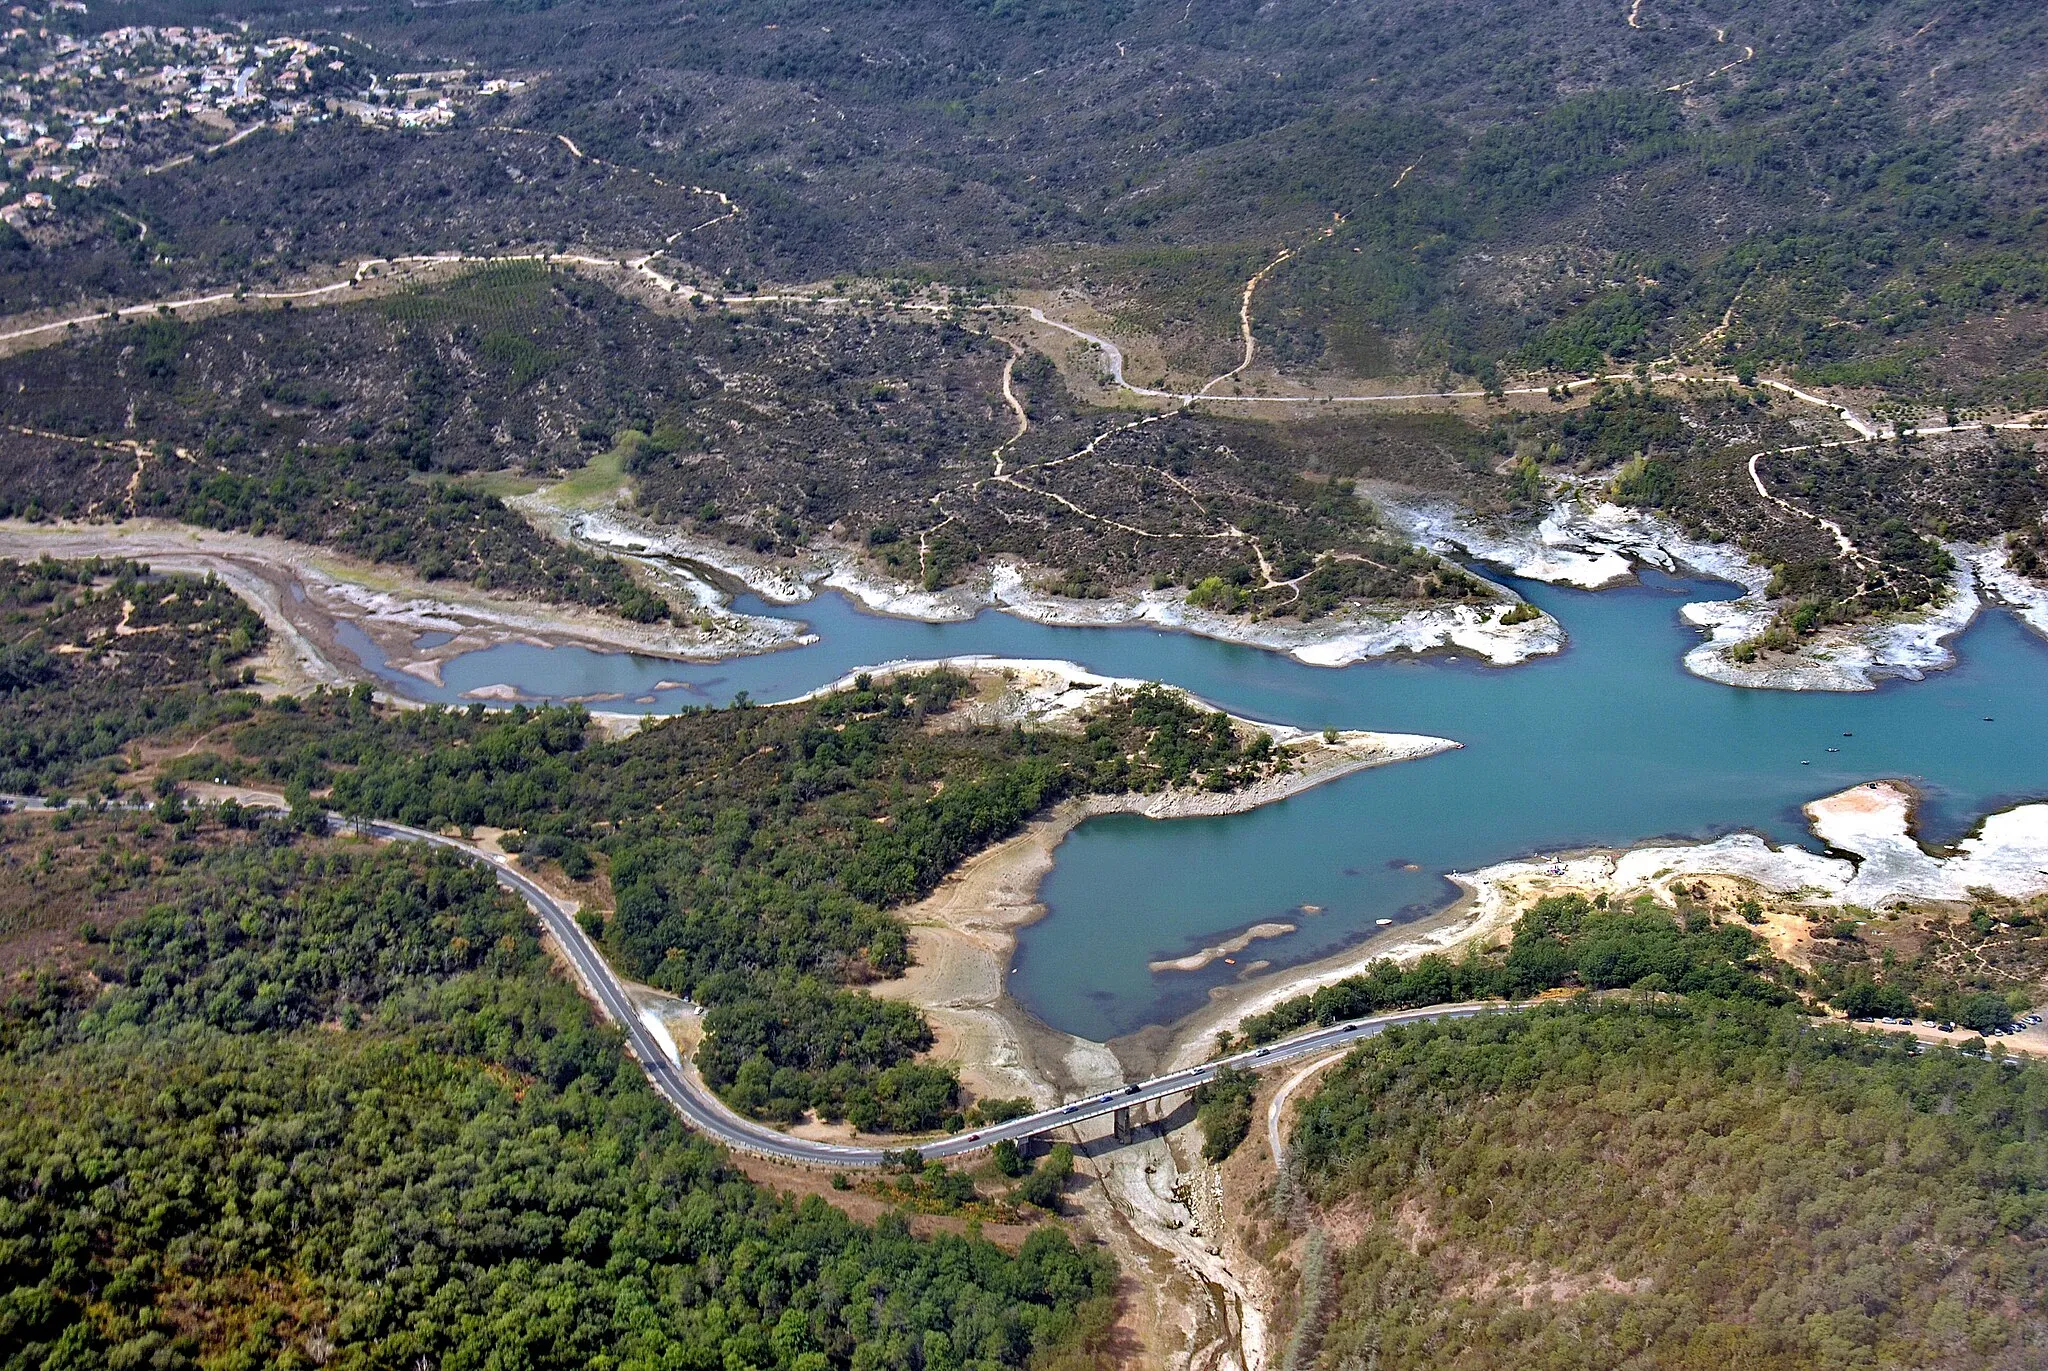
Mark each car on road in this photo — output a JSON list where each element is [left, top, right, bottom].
[[1254, 1047, 1269, 1055], [1124, 1083, 1141, 1095], [966, 1133, 980, 1142], [1062, 1104, 1078, 1114]]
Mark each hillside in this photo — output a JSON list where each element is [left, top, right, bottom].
[[0, 0, 2041, 647], [15, 0, 2041, 401], [0, 806, 1114, 1370], [1277, 999, 2048, 1371]]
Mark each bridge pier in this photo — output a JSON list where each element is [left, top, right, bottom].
[[1112, 1106, 1133, 1142]]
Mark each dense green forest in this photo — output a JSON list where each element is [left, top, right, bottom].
[[0, 570, 1306, 1132], [191, 670, 1297, 1128], [1283, 999, 2048, 1370], [0, 811, 1116, 1370]]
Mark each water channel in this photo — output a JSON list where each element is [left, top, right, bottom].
[[340, 572, 2048, 1042]]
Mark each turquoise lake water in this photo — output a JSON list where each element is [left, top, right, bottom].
[[343, 573, 2048, 1042]]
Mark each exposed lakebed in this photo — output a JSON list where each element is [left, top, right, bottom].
[[338, 571, 2048, 1042]]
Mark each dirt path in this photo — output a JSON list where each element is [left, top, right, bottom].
[[483, 125, 743, 234], [1197, 247, 1292, 398], [991, 341, 1029, 477], [1747, 449, 1869, 565], [1265, 1052, 1346, 1173], [1667, 42, 1754, 92]]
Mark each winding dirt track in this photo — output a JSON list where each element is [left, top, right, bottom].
[[6, 95, 2043, 604]]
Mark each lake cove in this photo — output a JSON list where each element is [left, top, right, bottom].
[[342, 571, 2048, 1043]]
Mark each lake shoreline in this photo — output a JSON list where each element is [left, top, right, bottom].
[[0, 519, 816, 695], [535, 500, 1570, 674], [6, 518, 2045, 1110], [1377, 489, 2048, 691], [1113, 779, 2048, 1081], [864, 700, 1460, 1111]]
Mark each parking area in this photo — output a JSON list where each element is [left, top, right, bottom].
[[1852, 1011, 2046, 1058]]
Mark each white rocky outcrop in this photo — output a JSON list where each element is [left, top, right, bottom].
[[1967, 542, 2048, 640], [1382, 489, 2048, 692], [537, 500, 1565, 670], [1453, 780, 2048, 914], [1682, 555, 1983, 692], [1381, 491, 1768, 592]]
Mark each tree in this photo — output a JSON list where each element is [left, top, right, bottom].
[[1016, 1143, 1075, 1209], [1193, 1068, 1259, 1162], [1954, 991, 2014, 1034], [993, 1137, 1027, 1177]]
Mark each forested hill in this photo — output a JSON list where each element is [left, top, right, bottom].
[[0, 266, 1475, 616], [0, 558, 268, 796], [1280, 999, 2048, 1371], [181, 668, 1304, 1132], [0, 808, 1116, 1370], [0, 560, 1315, 1139]]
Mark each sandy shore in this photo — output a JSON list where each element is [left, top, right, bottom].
[[1122, 875, 1530, 1078], [1149, 923, 1296, 974], [869, 707, 1459, 1107], [983, 777, 2048, 1089]]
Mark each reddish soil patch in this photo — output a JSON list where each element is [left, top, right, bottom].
[[724, 1153, 1048, 1250]]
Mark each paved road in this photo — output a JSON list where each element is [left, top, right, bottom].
[[348, 816, 1501, 1164], [26, 796, 2036, 1164], [343, 819, 911, 1165], [5, 793, 1496, 1165]]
